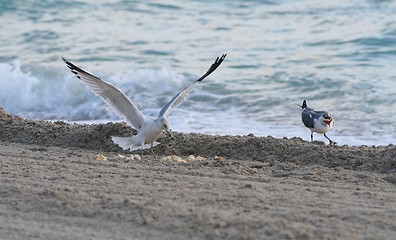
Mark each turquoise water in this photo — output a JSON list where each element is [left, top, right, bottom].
[[1, 0, 396, 145]]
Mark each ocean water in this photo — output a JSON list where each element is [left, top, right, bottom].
[[1, 0, 396, 146]]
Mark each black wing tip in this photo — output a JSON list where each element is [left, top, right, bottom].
[[215, 53, 227, 65], [61, 56, 74, 69], [61, 56, 70, 64], [61, 57, 86, 76], [196, 53, 227, 82], [62, 57, 101, 81]]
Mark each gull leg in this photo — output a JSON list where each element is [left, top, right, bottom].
[[324, 133, 336, 145], [149, 143, 157, 160], [310, 132, 314, 142], [139, 148, 143, 159]]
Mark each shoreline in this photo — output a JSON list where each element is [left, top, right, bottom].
[[1, 108, 396, 239]]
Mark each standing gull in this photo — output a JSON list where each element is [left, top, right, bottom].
[[300, 100, 336, 144], [62, 54, 227, 153]]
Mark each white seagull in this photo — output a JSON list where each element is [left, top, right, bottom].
[[300, 100, 336, 144], [62, 54, 227, 153]]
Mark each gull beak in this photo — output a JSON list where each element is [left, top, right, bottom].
[[324, 117, 333, 126]]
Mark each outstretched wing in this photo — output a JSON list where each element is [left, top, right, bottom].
[[62, 57, 146, 130], [158, 54, 227, 118]]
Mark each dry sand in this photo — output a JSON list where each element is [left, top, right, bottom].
[[1, 108, 396, 239]]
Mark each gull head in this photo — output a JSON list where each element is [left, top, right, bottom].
[[156, 117, 171, 136], [321, 114, 333, 127]]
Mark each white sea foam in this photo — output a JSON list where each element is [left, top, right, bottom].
[[0, 61, 188, 120]]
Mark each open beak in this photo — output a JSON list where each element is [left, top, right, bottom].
[[324, 117, 333, 126]]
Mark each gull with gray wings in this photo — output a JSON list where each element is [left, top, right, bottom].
[[300, 100, 336, 145], [62, 54, 227, 154]]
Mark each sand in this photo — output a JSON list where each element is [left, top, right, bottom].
[[1, 108, 396, 239]]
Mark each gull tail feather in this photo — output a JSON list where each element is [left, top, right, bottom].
[[111, 136, 134, 150], [111, 137, 161, 151]]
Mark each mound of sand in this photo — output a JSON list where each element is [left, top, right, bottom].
[[1, 108, 395, 174]]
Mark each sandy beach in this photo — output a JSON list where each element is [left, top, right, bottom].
[[1, 108, 396, 239]]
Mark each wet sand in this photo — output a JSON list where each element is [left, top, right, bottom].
[[1, 108, 396, 239]]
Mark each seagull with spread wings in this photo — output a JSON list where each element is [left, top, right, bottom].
[[62, 54, 226, 153]]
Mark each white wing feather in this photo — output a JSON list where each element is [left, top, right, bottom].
[[159, 54, 227, 118], [62, 58, 146, 130]]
